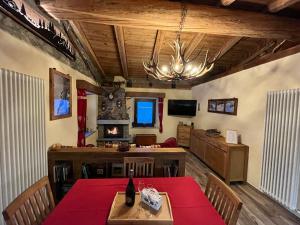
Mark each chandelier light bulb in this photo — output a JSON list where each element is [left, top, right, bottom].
[[162, 65, 169, 72], [186, 64, 192, 71], [142, 3, 218, 81], [192, 67, 198, 73]]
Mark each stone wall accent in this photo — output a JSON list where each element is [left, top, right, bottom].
[[98, 86, 129, 120], [0, 3, 100, 81], [97, 86, 130, 145]]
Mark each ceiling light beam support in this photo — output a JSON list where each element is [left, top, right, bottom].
[[185, 33, 205, 59], [151, 30, 165, 62], [114, 26, 129, 78], [210, 37, 242, 63], [70, 21, 106, 79]]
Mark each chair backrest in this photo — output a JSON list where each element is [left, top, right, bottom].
[[2, 176, 55, 225], [205, 173, 242, 225], [123, 157, 154, 177]]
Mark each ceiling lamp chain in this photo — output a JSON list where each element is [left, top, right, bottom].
[[176, 3, 187, 42], [143, 2, 218, 81]]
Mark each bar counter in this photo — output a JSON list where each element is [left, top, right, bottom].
[[48, 146, 186, 201]]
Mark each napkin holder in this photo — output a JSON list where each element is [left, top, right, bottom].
[[141, 188, 162, 211]]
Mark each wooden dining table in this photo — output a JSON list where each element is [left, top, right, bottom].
[[42, 177, 226, 225]]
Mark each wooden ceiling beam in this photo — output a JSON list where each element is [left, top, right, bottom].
[[114, 26, 128, 78], [187, 36, 242, 86], [151, 30, 165, 62], [237, 41, 276, 66], [268, 0, 300, 13], [185, 33, 205, 59], [40, 0, 300, 41], [76, 80, 101, 95], [221, 0, 237, 6], [191, 40, 289, 86], [70, 21, 106, 79], [126, 92, 166, 98], [210, 37, 242, 62], [126, 77, 191, 89]]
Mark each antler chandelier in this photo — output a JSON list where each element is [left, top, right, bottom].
[[143, 3, 217, 81]]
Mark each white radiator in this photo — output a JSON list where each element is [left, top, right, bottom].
[[261, 88, 300, 213], [0, 68, 47, 225]]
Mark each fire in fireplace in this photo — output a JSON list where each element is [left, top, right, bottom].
[[104, 125, 123, 138]]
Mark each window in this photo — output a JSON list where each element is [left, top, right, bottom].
[[133, 98, 156, 127]]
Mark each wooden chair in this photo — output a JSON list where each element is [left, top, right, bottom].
[[205, 173, 242, 225], [123, 157, 154, 177], [2, 176, 55, 225]]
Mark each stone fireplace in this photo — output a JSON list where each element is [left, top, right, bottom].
[[104, 124, 123, 139], [97, 85, 131, 146]]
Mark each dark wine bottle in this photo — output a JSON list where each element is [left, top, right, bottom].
[[125, 169, 135, 207]]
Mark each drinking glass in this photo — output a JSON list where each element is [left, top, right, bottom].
[[137, 181, 145, 216], [138, 181, 145, 194]]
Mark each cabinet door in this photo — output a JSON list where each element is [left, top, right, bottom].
[[196, 139, 206, 160], [205, 144, 226, 178], [177, 126, 191, 147], [190, 134, 198, 155], [190, 135, 205, 161]]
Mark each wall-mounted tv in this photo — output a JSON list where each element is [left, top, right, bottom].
[[168, 100, 197, 116]]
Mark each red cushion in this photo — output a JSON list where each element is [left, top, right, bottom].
[[160, 137, 178, 147]]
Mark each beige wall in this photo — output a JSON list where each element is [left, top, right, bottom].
[[0, 29, 97, 148], [86, 94, 98, 146], [125, 87, 193, 143], [86, 94, 98, 131], [192, 52, 300, 188]]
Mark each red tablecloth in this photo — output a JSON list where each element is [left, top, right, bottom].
[[43, 177, 226, 225]]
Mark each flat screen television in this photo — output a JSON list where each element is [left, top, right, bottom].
[[168, 100, 197, 116]]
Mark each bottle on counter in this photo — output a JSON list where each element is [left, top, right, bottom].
[[125, 169, 135, 207]]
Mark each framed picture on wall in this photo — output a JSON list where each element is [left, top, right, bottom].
[[216, 100, 225, 112], [207, 98, 238, 115], [208, 100, 217, 112], [49, 68, 72, 120], [224, 98, 238, 115]]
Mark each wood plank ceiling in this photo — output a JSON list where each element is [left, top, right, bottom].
[[40, 0, 300, 89]]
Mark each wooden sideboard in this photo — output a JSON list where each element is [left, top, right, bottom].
[[190, 129, 249, 184], [177, 125, 192, 147], [135, 134, 157, 146]]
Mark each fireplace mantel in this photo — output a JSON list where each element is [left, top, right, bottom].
[[97, 137, 132, 142], [97, 119, 130, 125]]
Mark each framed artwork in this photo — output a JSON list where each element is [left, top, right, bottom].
[[226, 130, 238, 144], [225, 99, 238, 114], [208, 100, 217, 112], [49, 68, 72, 120], [216, 100, 225, 112], [208, 98, 238, 115]]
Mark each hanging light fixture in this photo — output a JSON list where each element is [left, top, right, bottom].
[[143, 3, 219, 81]]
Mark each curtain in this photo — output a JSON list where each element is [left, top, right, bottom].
[[77, 89, 87, 147], [158, 97, 164, 133]]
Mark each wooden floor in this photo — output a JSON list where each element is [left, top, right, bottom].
[[185, 151, 300, 225]]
